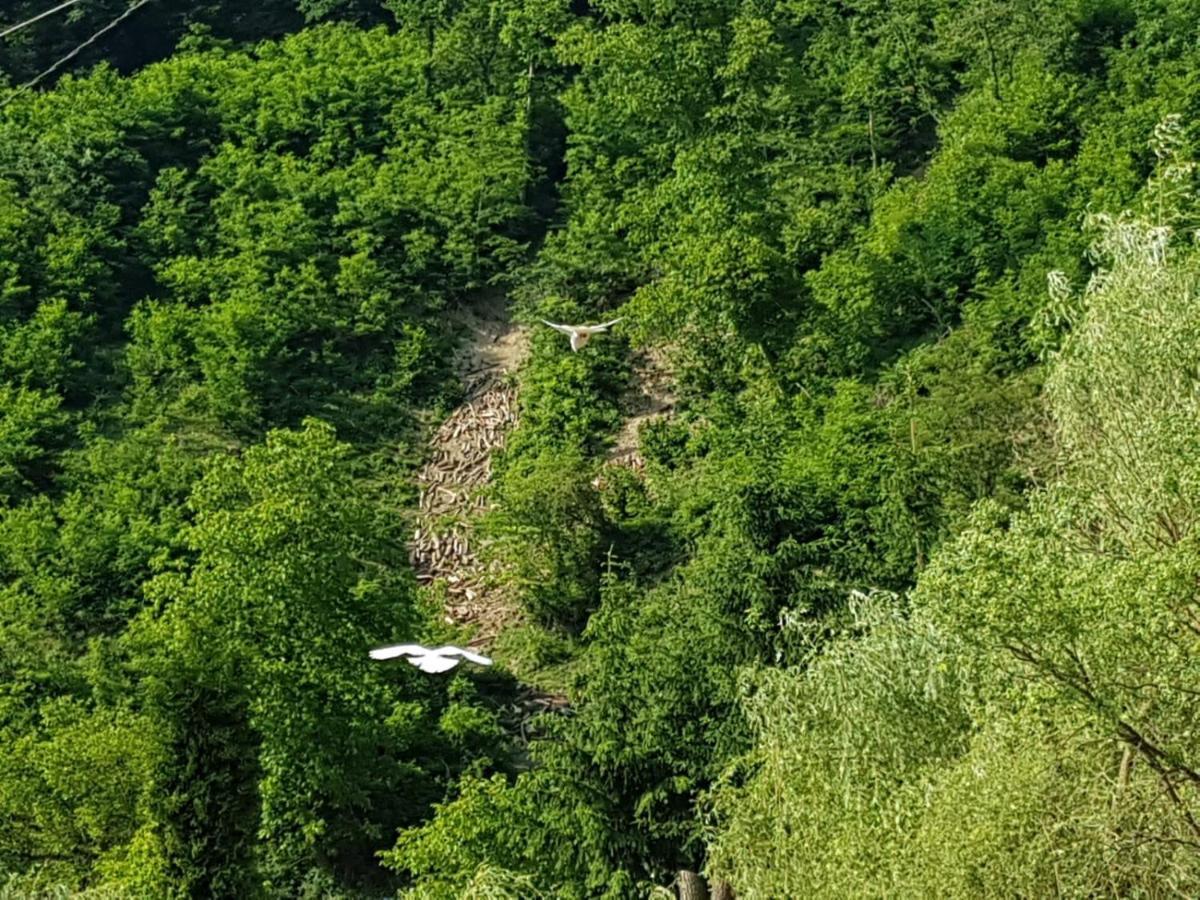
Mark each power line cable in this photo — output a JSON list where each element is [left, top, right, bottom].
[[1, 0, 156, 110], [0, 0, 85, 42]]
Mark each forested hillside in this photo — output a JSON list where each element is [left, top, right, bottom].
[[1, 1, 1198, 897]]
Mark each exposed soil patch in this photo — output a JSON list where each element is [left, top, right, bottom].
[[409, 296, 529, 646], [606, 344, 677, 470]]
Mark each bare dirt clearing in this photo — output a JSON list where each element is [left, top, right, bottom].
[[409, 297, 528, 645]]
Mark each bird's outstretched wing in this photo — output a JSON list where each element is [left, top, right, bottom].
[[458, 648, 494, 666], [369, 643, 429, 660], [430, 645, 494, 666], [541, 319, 576, 335], [580, 317, 624, 334], [408, 654, 462, 674]]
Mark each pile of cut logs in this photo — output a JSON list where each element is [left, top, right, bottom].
[[409, 374, 517, 628]]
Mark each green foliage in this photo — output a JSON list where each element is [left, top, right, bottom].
[[916, 206, 1200, 868], [0, 6, 539, 895], [0, 383, 65, 500], [706, 595, 972, 898], [503, 296, 629, 461], [383, 774, 535, 899], [482, 447, 607, 629], [8, 0, 1200, 897], [706, 131, 1200, 898], [138, 420, 435, 893]]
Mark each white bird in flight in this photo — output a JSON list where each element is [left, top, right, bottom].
[[541, 317, 624, 352], [369, 643, 493, 674]]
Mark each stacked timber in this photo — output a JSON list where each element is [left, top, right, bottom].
[[409, 376, 518, 628]]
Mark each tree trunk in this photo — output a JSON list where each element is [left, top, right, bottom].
[[711, 879, 735, 900], [677, 870, 708, 900]]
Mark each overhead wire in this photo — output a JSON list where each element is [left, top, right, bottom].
[[0, 0, 85, 42], [1, 0, 157, 110]]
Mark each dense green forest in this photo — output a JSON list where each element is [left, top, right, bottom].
[[2, 0, 1199, 896]]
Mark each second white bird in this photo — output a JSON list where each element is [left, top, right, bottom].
[[369, 643, 493, 673], [541, 317, 624, 351]]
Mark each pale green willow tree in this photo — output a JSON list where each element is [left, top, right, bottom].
[[705, 124, 1200, 897]]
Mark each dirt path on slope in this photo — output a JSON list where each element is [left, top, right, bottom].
[[409, 297, 528, 646], [409, 305, 679, 731], [605, 344, 677, 472], [409, 302, 678, 655]]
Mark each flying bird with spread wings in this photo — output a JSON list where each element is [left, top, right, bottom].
[[541, 317, 624, 352], [369, 643, 493, 674]]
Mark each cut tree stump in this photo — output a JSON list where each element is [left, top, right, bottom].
[[677, 870, 707, 900]]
